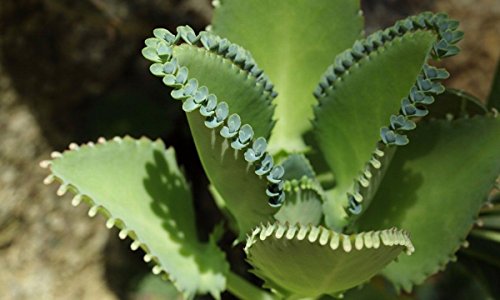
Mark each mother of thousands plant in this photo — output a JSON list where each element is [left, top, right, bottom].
[[40, 0, 500, 299]]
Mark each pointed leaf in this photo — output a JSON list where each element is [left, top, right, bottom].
[[187, 112, 283, 239], [143, 28, 285, 238], [316, 30, 436, 229], [212, 0, 364, 152], [245, 223, 414, 298], [173, 42, 275, 138], [355, 116, 500, 291], [42, 137, 228, 299], [314, 13, 463, 229]]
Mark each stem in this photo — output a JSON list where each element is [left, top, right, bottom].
[[226, 271, 276, 300]]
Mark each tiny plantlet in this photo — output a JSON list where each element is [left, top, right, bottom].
[[40, 0, 500, 299]]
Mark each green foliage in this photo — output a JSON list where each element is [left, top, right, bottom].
[[40, 0, 499, 299], [46, 137, 228, 299], [355, 117, 500, 291]]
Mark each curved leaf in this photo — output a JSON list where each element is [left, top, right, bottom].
[[143, 28, 285, 238], [41, 137, 228, 299], [144, 27, 275, 138], [281, 153, 317, 181], [173, 43, 275, 138], [355, 116, 500, 292], [316, 30, 435, 229], [212, 0, 364, 152], [245, 223, 414, 298], [275, 155, 324, 225], [274, 178, 324, 226], [313, 13, 463, 229]]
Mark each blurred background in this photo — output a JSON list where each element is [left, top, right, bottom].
[[0, 0, 498, 299]]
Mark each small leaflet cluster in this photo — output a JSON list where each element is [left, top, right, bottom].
[[245, 223, 415, 255], [380, 63, 450, 146], [142, 26, 285, 207], [313, 12, 463, 218]]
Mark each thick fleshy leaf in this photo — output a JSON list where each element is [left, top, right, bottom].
[[187, 112, 282, 239], [245, 223, 414, 298], [355, 116, 500, 292], [315, 30, 435, 229], [212, 0, 364, 153], [131, 274, 183, 299], [41, 137, 228, 299], [281, 153, 316, 181], [275, 155, 324, 225], [143, 28, 285, 238], [144, 27, 275, 138], [274, 178, 324, 226], [173, 43, 275, 138], [314, 13, 463, 229]]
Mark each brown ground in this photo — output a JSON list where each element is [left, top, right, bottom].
[[0, 66, 114, 299], [435, 0, 500, 100]]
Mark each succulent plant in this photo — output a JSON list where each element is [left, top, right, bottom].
[[40, 0, 500, 299]]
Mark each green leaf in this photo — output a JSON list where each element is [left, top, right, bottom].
[[355, 116, 500, 292], [43, 137, 228, 299], [245, 223, 414, 298], [274, 155, 324, 225], [274, 178, 324, 226], [131, 274, 183, 300], [145, 28, 275, 138], [212, 0, 364, 153], [281, 153, 316, 181], [314, 13, 464, 230], [315, 30, 436, 229], [143, 28, 285, 238], [208, 185, 239, 234], [173, 42, 275, 138], [186, 112, 282, 238]]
